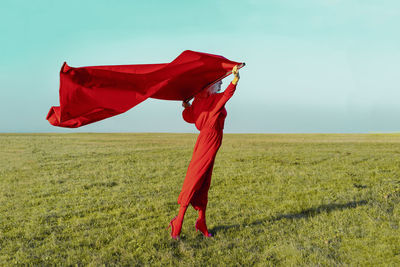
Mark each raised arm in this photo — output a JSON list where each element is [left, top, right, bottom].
[[211, 65, 240, 113]]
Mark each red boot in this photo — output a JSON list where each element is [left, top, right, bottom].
[[168, 217, 181, 240], [195, 218, 212, 237], [168, 205, 188, 240]]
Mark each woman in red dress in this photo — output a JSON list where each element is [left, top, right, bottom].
[[168, 65, 240, 239]]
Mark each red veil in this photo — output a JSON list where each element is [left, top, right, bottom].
[[46, 50, 244, 128]]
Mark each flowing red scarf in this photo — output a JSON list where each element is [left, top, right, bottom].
[[46, 50, 244, 128]]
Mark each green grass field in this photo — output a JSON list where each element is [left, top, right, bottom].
[[1, 133, 399, 265]]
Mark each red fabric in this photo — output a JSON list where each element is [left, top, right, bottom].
[[178, 82, 237, 209], [46, 50, 244, 128]]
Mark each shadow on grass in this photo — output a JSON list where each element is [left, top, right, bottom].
[[210, 200, 368, 234]]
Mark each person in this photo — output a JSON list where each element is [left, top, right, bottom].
[[168, 65, 241, 239]]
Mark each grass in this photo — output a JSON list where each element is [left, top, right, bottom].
[[0, 133, 399, 265]]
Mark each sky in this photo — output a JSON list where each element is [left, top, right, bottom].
[[0, 0, 399, 133]]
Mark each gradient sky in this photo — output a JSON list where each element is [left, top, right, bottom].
[[0, 0, 399, 133]]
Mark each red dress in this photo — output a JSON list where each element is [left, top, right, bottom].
[[178, 82, 237, 210]]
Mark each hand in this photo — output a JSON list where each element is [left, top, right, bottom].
[[232, 65, 240, 78], [232, 65, 240, 85], [182, 100, 191, 108]]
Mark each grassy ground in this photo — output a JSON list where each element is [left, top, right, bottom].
[[0, 133, 399, 265]]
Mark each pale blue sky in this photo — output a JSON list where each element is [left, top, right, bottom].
[[0, 0, 399, 133]]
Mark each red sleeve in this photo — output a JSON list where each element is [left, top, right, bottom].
[[182, 105, 195, 124], [211, 82, 237, 114]]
